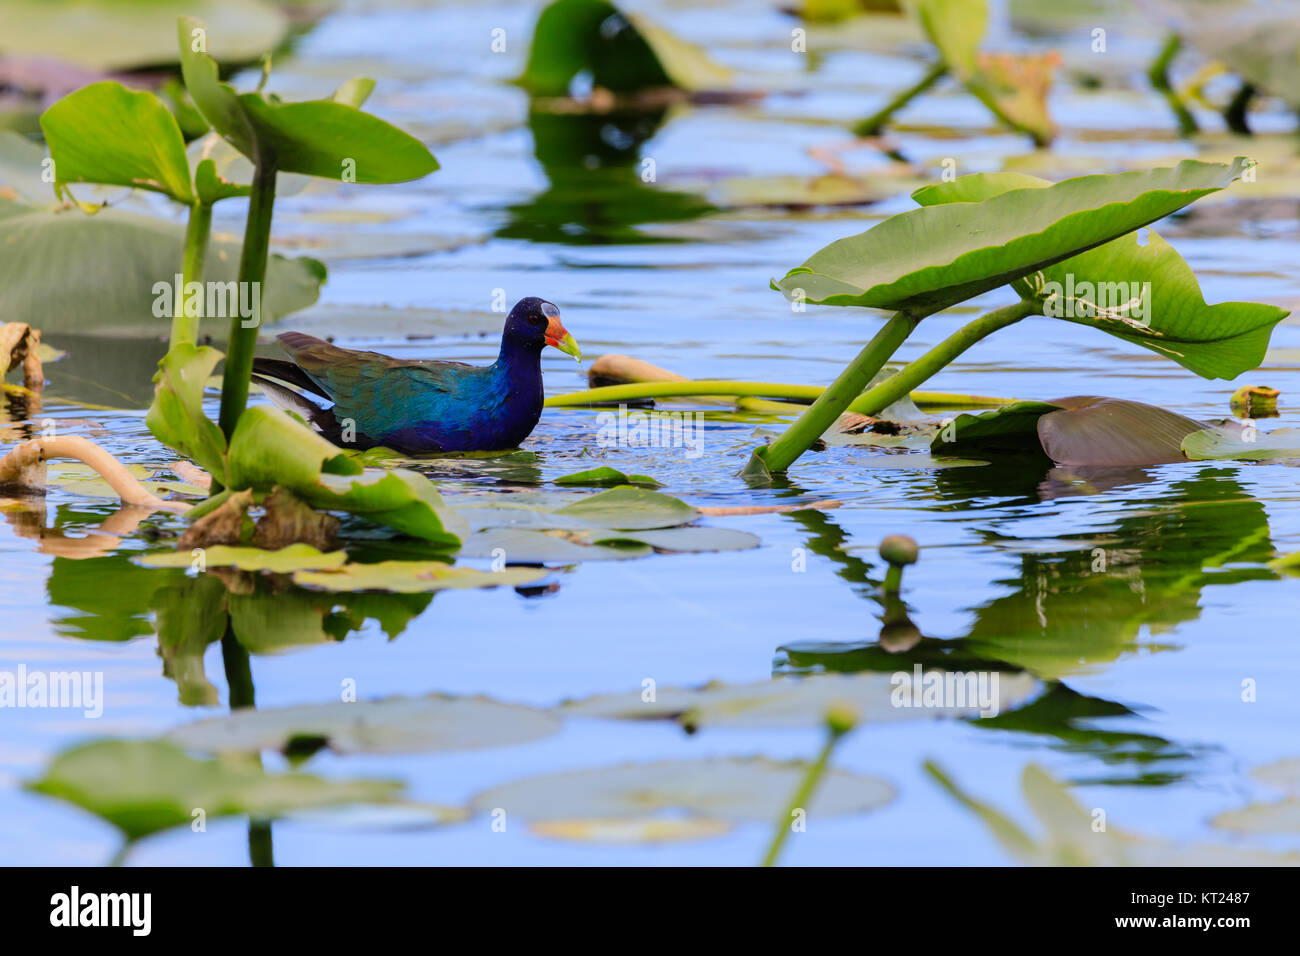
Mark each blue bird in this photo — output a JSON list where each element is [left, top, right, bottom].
[[250, 297, 580, 453]]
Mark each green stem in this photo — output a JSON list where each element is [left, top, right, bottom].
[[545, 380, 1014, 410], [170, 201, 213, 349], [883, 564, 903, 595], [217, 154, 278, 440], [851, 300, 1037, 416], [747, 312, 918, 476], [760, 725, 848, 867], [1147, 33, 1198, 137], [1223, 82, 1255, 136], [853, 61, 947, 136], [106, 841, 132, 867]]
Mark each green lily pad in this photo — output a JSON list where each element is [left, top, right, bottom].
[[0, 197, 325, 337], [773, 158, 1252, 314], [471, 757, 894, 824], [26, 739, 401, 844], [585, 526, 760, 552], [292, 561, 549, 593], [530, 816, 733, 844], [563, 671, 1039, 728], [168, 695, 563, 756], [555, 466, 661, 487], [930, 401, 1063, 456], [138, 544, 347, 572], [457, 528, 652, 563], [1181, 424, 1300, 462], [553, 485, 700, 529], [0, 0, 288, 71]]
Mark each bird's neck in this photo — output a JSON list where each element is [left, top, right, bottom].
[[494, 336, 544, 392]]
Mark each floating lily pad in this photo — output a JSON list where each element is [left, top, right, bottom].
[[0, 0, 288, 71], [138, 544, 347, 573], [457, 528, 652, 563], [471, 757, 895, 824], [1181, 424, 1300, 462], [26, 739, 401, 844], [553, 486, 700, 529], [931, 761, 1300, 865], [1037, 397, 1205, 467], [563, 671, 1038, 728], [930, 401, 1063, 456], [292, 561, 550, 593], [529, 815, 732, 844], [554, 466, 661, 487], [585, 526, 760, 553], [168, 694, 563, 756]]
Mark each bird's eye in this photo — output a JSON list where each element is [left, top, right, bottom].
[[529, 312, 546, 326]]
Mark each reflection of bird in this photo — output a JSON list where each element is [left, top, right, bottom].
[[250, 297, 580, 454]]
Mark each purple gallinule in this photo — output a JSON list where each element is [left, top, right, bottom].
[[250, 297, 580, 453]]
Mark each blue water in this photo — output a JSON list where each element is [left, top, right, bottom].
[[2, 0, 1299, 865]]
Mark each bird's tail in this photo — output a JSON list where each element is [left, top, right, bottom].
[[250, 362, 346, 443]]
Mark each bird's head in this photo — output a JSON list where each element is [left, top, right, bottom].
[[505, 297, 581, 361]]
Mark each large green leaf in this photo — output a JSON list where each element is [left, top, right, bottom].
[[916, 170, 1290, 379], [0, 198, 325, 336], [26, 739, 401, 844], [518, 0, 731, 96], [145, 342, 229, 481], [178, 17, 438, 184], [772, 158, 1252, 314], [41, 82, 194, 204], [0, 0, 287, 71], [225, 406, 465, 546]]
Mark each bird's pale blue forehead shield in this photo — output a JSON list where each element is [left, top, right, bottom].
[[541, 301, 561, 319]]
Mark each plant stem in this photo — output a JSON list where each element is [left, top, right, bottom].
[[170, 201, 213, 349], [853, 61, 947, 136], [849, 300, 1037, 416], [760, 724, 849, 867], [1223, 82, 1255, 136], [546, 380, 1014, 410], [217, 155, 278, 440], [1147, 33, 1198, 137], [747, 311, 918, 475]]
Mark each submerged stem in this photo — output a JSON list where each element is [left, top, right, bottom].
[[217, 155, 278, 441], [760, 718, 852, 867], [850, 300, 1037, 416], [1147, 33, 1198, 137], [853, 61, 947, 136], [170, 201, 214, 349], [747, 311, 918, 476]]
